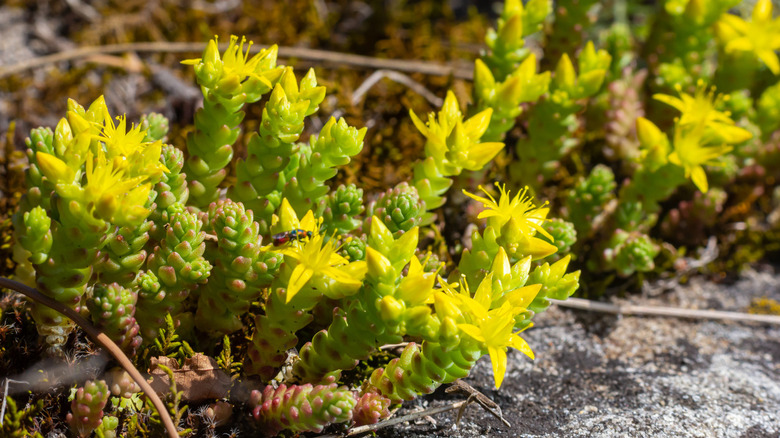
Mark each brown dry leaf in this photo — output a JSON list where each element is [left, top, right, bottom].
[[148, 353, 231, 401]]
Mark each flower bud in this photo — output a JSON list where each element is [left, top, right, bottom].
[[379, 296, 404, 322], [366, 247, 393, 279]]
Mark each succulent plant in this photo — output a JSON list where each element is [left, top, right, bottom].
[[249, 383, 356, 435], [66, 380, 110, 438], [87, 283, 142, 356]]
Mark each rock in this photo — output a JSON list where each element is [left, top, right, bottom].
[[378, 267, 780, 437]]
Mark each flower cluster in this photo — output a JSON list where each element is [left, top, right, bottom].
[[642, 82, 752, 193]]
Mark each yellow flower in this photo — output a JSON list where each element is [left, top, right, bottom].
[[82, 148, 152, 226], [99, 114, 147, 157], [463, 183, 553, 239], [182, 35, 274, 88], [655, 83, 752, 193], [668, 121, 733, 193], [653, 81, 734, 128], [276, 233, 366, 303], [716, 0, 780, 74], [36, 147, 152, 227], [457, 299, 534, 389], [98, 112, 168, 183], [397, 255, 438, 306], [410, 91, 504, 174], [438, 267, 534, 389], [273, 198, 364, 302]]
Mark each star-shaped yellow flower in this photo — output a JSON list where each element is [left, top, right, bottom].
[[448, 275, 534, 389], [273, 199, 366, 302], [668, 121, 734, 193], [654, 83, 752, 193], [276, 233, 366, 302], [716, 0, 780, 74], [462, 183, 552, 238], [410, 91, 504, 175], [38, 148, 152, 227], [182, 35, 274, 88], [654, 81, 734, 128], [97, 112, 167, 184]]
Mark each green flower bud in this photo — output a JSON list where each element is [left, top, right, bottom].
[[323, 184, 364, 235], [369, 182, 425, 237], [542, 219, 576, 260], [523, 255, 580, 327], [379, 296, 404, 322], [18, 206, 52, 265], [139, 113, 169, 142], [340, 236, 366, 261], [88, 283, 141, 356], [565, 164, 616, 236], [605, 230, 659, 277]]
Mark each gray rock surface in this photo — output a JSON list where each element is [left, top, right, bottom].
[[377, 268, 780, 437]]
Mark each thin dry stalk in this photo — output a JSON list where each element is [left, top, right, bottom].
[[0, 277, 179, 438], [0, 42, 473, 80], [556, 297, 780, 325]]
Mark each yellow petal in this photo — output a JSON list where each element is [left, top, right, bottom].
[[726, 37, 754, 53], [462, 188, 495, 207], [434, 291, 464, 320], [653, 94, 685, 112], [691, 166, 709, 193], [277, 198, 301, 231], [36, 152, 75, 184], [299, 210, 318, 232], [322, 264, 364, 286], [754, 0, 773, 23], [276, 246, 302, 260], [757, 49, 780, 74], [462, 108, 493, 139], [509, 333, 535, 359], [459, 296, 489, 320], [473, 273, 494, 310], [458, 323, 486, 343], [464, 141, 506, 171], [409, 109, 429, 138], [327, 250, 350, 267], [520, 236, 559, 260], [505, 283, 542, 309], [487, 346, 508, 388], [286, 264, 313, 303]]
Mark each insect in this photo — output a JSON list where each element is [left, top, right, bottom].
[[272, 229, 313, 246]]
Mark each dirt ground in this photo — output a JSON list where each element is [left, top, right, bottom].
[[376, 267, 780, 438]]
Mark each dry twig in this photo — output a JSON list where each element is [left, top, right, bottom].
[[350, 69, 444, 107], [0, 42, 473, 80], [0, 277, 178, 438], [320, 400, 468, 437], [445, 379, 511, 427], [319, 381, 510, 437], [0, 379, 29, 426], [555, 297, 780, 325]]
